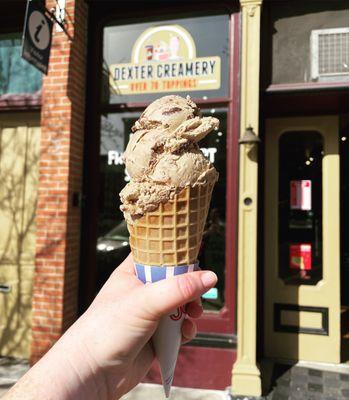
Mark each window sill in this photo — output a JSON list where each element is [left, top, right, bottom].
[[265, 82, 349, 94], [0, 92, 41, 111]]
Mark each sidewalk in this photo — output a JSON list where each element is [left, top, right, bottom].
[[265, 361, 349, 400], [4, 358, 349, 399], [0, 361, 229, 400], [0, 356, 229, 399], [121, 383, 229, 399], [0, 358, 29, 398]]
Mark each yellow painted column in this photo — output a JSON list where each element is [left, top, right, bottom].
[[231, 0, 263, 396]]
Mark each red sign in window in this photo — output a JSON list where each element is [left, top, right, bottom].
[[290, 243, 312, 270]]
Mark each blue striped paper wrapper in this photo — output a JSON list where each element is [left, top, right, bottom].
[[134, 262, 200, 284]]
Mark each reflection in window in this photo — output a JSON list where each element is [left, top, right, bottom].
[[96, 109, 227, 310], [278, 132, 323, 285], [0, 33, 42, 95]]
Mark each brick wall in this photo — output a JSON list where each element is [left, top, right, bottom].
[[31, 0, 88, 363]]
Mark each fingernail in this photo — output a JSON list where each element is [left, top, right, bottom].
[[201, 271, 217, 288]]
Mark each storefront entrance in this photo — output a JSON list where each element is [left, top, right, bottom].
[[263, 116, 341, 363], [80, 2, 241, 390]]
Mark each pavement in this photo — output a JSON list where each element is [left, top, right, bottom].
[[0, 357, 29, 398], [2, 357, 349, 399], [121, 383, 229, 399], [264, 361, 349, 400], [0, 357, 230, 399]]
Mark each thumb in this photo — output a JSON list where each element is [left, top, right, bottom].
[[134, 271, 217, 321]]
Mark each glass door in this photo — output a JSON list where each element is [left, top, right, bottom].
[[264, 116, 340, 362]]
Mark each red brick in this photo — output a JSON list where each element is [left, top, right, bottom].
[[31, 0, 87, 365]]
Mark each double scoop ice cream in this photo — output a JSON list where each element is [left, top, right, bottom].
[[120, 95, 219, 224], [120, 95, 219, 397]]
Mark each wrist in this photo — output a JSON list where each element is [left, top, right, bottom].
[[6, 328, 110, 400], [49, 327, 109, 400], [54, 319, 130, 400]]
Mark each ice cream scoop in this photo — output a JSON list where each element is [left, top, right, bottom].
[[132, 94, 199, 132], [120, 95, 219, 223]]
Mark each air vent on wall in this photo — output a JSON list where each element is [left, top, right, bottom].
[[310, 27, 349, 82]]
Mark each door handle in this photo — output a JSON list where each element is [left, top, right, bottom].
[[0, 284, 11, 293]]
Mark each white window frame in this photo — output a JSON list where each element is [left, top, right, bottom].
[[310, 27, 349, 81]]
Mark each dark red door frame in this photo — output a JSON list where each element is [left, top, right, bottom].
[[196, 11, 239, 336], [80, 1, 240, 345]]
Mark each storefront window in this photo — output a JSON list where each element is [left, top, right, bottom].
[[278, 132, 323, 285], [267, 1, 349, 87], [0, 33, 42, 95], [102, 14, 230, 104], [96, 108, 227, 309], [84, 7, 239, 338]]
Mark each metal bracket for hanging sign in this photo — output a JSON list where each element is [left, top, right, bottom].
[[47, 0, 73, 42], [33, 0, 72, 41], [54, 0, 65, 32]]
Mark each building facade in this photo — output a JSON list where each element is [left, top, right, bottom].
[[0, 0, 348, 397]]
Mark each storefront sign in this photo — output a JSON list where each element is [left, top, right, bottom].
[[22, 0, 53, 74], [290, 243, 312, 270], [290, 180, 312, 210], [109, 25, 221, 95]]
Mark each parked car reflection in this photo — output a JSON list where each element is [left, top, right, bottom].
[[96, 220, 130, 290], [199, 208, 225, 310]]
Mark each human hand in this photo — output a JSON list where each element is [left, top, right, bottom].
[[5, 254, 217, 400]]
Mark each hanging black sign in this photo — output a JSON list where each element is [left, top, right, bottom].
[[22, 0, 53, 74]]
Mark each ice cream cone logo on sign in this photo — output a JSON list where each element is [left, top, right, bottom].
[[142, 32, 181, 62], [131, 26, 195, 64], [109, 25, 221, 95]]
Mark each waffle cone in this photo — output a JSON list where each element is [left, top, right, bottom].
[[127, 183, 214, 266]]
